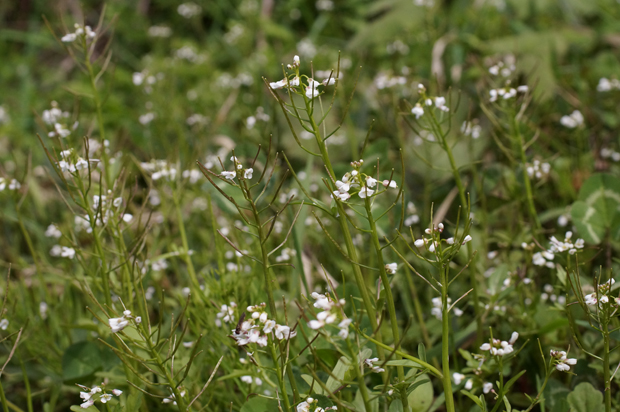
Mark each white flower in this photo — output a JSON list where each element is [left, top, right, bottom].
[[560, 110, 584, 128], [483, 382, 493, 394], [293, 55, 300, 67], [100, 394, 112, 403], [45, 224, 62, 238], [366, 176, 377, 187], [275, 324, 296, 340], [297, 401, 311, 412], [0, 319, 8, 330], [453, 372, 465, 385], [385, 263, 397, 274], [112, 389, 122, 396], [480, 343, 491, 351], [517, 85, 529, 93], [382, 179, 397, 188], [358, 187, 374, 198], [411, 104, 424, 119], [414, 239, 425, 248], [61, 33, 77, 42], [509, 332, 519, 344], [221, 171, 236, 180], [244, 168, 253, 179], [109, 317, 129, 333], [8, 179, 20, 190], [241, 375, 253, 384], [465, 379, 473, 390], [80, 399, 95, 409], [305, 79, 321, 99]]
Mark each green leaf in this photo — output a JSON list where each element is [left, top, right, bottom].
[[503, 370, 526, 392], [70, 406, 99, 412], [240, 396, 279, 412], [62, 341, 103, 382], [567, 382, 605, 412], [460, 390, 484, 409], [325, 355, 352, 392], [418, 343, 427, 363], [502, 395, 512, 412], [301, 374, 324, 395], [571, 173, 620, 244], [408, 373, 433, 412]]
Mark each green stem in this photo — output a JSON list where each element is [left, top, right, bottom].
[[269, 340, 292, 411], [305, 99, 386, 363], [346, 338, 372, 412], [441, 267, 456, 412], [75, 176, 112, 308], [174, 197, 203, 301], [512, 116, 541, 232], [603, 321, 612, 412], [245, 188, 297, 405], [0, 380, 9, 412], [84, 44, 111, 187], [523, 367, 552, 412], [430, 111, 483, 345], [365, 201, 409, 411]]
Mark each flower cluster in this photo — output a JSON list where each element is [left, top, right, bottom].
[[430, 297, 463, 320], [532, 231, 585, 268], [413, 222, 472, 253], [403, 201, 420, 227], [108, 310, 141, 333], [45, 224, 61, 238], [42, 101, 77, 138], [331, 160, 397, 201], [163, 388, 186, 406], [215, 302, 237, 327], [410, 84, 449, 119], [61, 23, 96, 43], [57, 148, 98, 173], [50, 245, 76, 259], [297, 397, 338, 412], [374, 72, 407, 90], [78, 384, 122, 409], [480, 332, 518, 356], [584, 279, 616, 307], [550, 350, 577, 372], [560, 110, 584, 128], [452, 373, 473, 390], [600, 147, 620, 162], [526, 159, 551, 180], [0, 178, 20, 191], [364, 357, 385, 373], [269, 55, 337, 99], [221, 156, 253, 181], [461, 120, 482, 139], [231, 303, 296, 347], [488, 59, 516, 77], [597, 77, 620, 92], [489, 83, 528, 102], [307, 292, 351, 339], [140, 160, 178, 181]]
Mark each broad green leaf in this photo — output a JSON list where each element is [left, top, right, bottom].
[[567, 382, 605, 412], [70, 406, 99, 412], [62, 341, 103, 382], [240, 396, 279, 412], [326, 355, 352, 392], [301, 374, 324, 395], [571, 173, 620, 243], [408, 373, 433, 412]]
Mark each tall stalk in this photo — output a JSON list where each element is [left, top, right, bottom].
[[365, 200, 409, 410], [440, 266, 456, 412]]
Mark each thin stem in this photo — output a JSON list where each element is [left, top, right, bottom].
[[174, 196, 203, 302], [429, 110, 482, 345], [346, 338, 372, 412], [604, 320, 612, 412], [511, 115, 541, 232], [441, 266, 456, 412], [84, 43, 111, 187], [365, 200, 409, 411], [269, 340, 292, 411], [304, 98, 386, 362]]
